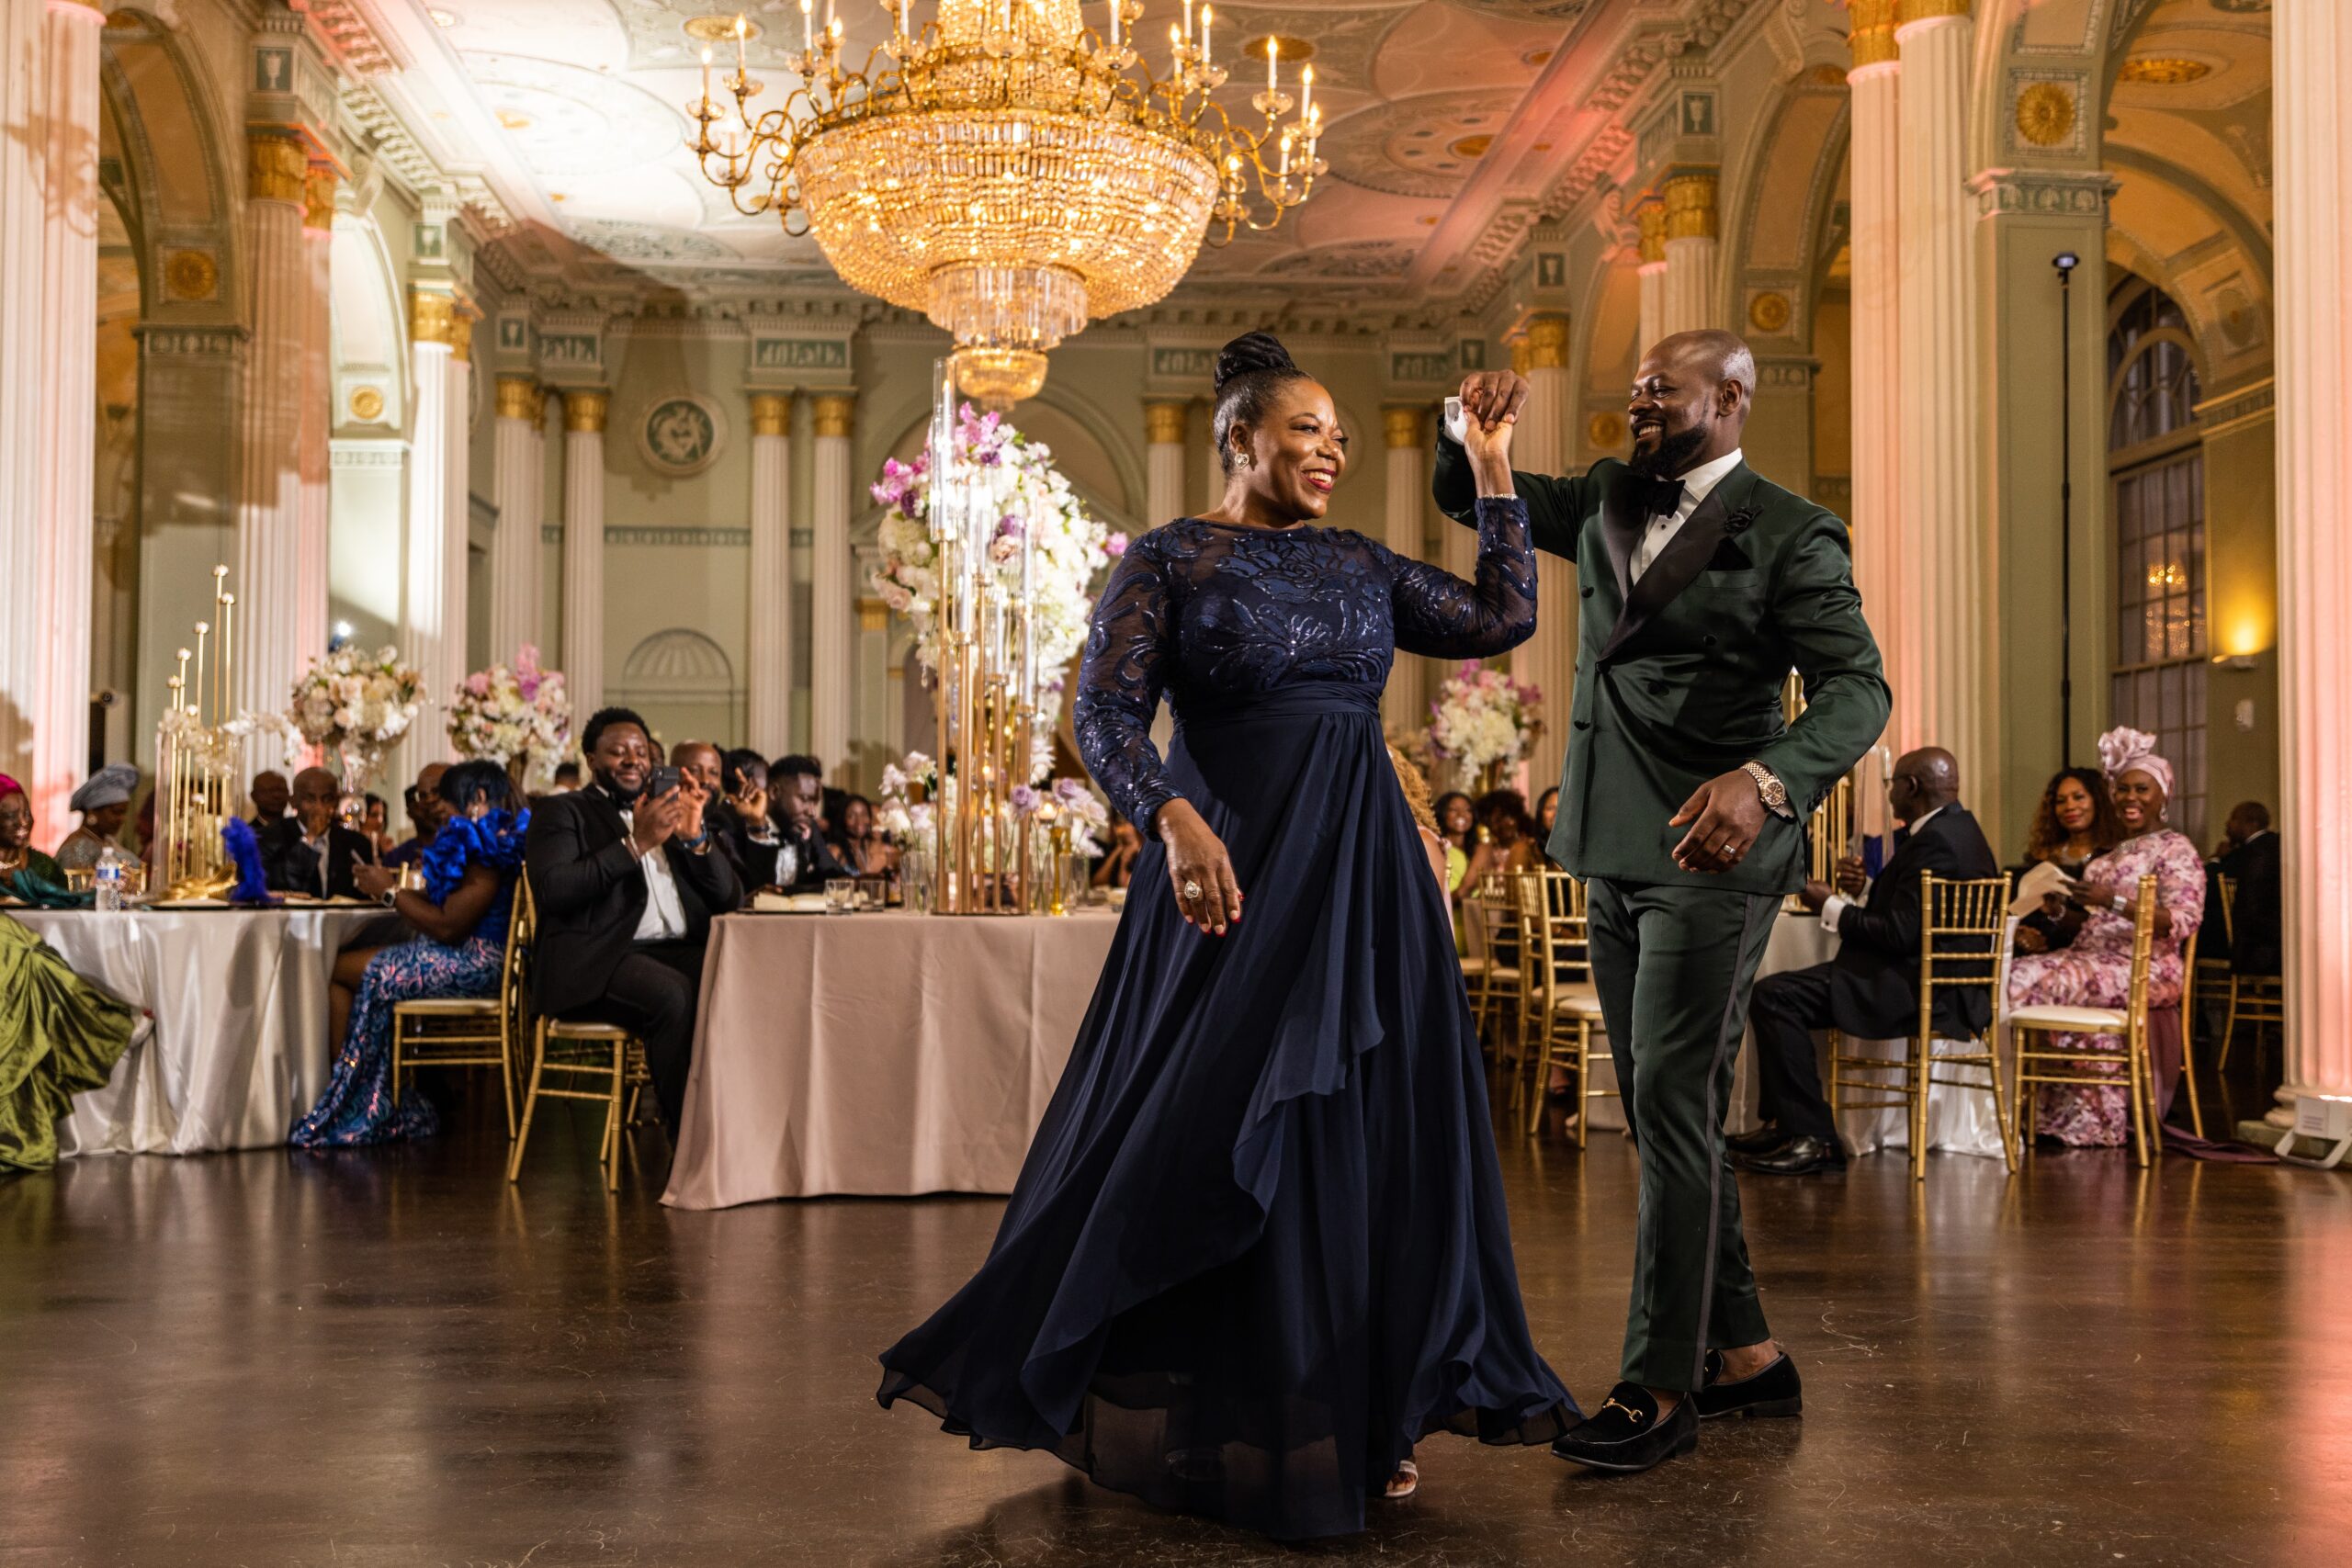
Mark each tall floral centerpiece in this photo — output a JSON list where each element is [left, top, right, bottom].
[[1427, 660, 1543, 795], [288, 645, 426, 807], [447, 644, 573, 794]]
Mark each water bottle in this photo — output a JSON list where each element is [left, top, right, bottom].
[[95, 845, 124, 912]]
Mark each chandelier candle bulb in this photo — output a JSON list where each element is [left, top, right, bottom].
[[800, 0, 811, 52], [1107, 0, 1118, 49], [1266, 35, 1275, 95], [1201, 5, 1211, 66], [1182, 0, 1192, 45], [1300, 63, 1310, 122]]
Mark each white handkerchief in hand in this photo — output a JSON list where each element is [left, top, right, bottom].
[[1442, 396, 1468, 446]]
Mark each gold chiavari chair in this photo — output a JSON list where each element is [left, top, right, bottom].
[[387, 883, 531, 1140], [2007, 874, 2163, 1168], [505, 874, 648, 1191], [1461, 872, 1523, 1055], [2212, 874, 2286, 1071], [1514, 868, 1612, 1144], [2175, 922, 2205, 1138], [1829, 874, 2015, 1179], [2190, 872, 2234, 1052]]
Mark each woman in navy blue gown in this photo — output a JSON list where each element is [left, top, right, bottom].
[[877, 333, 1575, 1538]]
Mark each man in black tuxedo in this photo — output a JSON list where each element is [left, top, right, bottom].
[[1734, 747, 2000, 1175], [2211, 801, 2282, 977], [259, 766, 379, 897], [707, 748, 785, 889], [525, 707, 741, 1137], [764, 753, 853, 894]]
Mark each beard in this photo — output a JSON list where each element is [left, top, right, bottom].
[[1628, 423, 1709, 479]]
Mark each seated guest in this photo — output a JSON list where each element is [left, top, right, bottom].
[[248, 769, 290, 829], [260, 767, 378, 898], [2008, 728, 2203, 1147], [382, 762, 450, 871], [2014, 765, 2123, 954], [0, 774, 63, 890], [1535, 785, 1560, 838], [526, 707, 741, 1138], [1462, 787, 1541, 887], [1736, 748, 1999, 1176], [550, 761, 583, 791], [1387, 745, 1451, 890], [765, 754, 854, 894], [708, 749, 782, 888], [670, 740, 750, 908], [1434, 789, 1476, 919], [0, 911, 141, 1170], [831, 794, 899, 878], [1091, 813, 1142, 891], [2211, 801, 2281, 978], [53, 763, 140, 873], [360, 794, 395, 859], [290, 761, 530, 1147]]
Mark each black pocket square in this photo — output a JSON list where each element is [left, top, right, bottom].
[[1705, 539, 1754, 572]]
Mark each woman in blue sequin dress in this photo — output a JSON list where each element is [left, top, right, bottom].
[[878, 334, 1575, 1537], [290, 760, 528, 1146]]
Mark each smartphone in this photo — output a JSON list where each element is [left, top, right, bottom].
[[1442, 395, 1468, 446], [646, 765, 683, 798]]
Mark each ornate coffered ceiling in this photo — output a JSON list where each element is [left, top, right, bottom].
[[348, 0, 1782, 316]]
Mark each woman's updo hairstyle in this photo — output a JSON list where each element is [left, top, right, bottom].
[[1211, 331, 1309, 474]]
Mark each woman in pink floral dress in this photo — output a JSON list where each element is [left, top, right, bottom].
[[2008, 728, 2204, 1145]]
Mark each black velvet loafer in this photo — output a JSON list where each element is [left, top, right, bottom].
[[1549, 1382, 1699, 1473], [1694, 1349, 1804, 1420]]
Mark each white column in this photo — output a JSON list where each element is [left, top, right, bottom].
[[402, 290, 454, 781], [1146, 400, 1188, 525], [1514, 315, 1574, 795], [808, 393, 855, 775], [1891, 1, 1981, 766], [232, 129, 310, 755], [293, 165, 334, 686], [560, 389, 609, 715], [1847, 3, 1902, 739], [488, 377, 543, 660], [2269, 0, 2352, 1122], [1636, 202, 1668, 354], [1660, 170, 1718, 339], [0, 0, 49, 784], [443, 314, 473, 690], [746, 391, 796, 756], [1381, 404, 1430, 734], [28, 0, 104, 823]]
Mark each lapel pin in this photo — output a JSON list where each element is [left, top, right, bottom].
[[1724, 505, 1758, 536]]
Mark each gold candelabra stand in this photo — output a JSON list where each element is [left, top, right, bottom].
[[157, 565, 241, 900]]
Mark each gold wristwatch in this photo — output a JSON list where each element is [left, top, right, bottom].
[[1741, 760, 1788, 813]]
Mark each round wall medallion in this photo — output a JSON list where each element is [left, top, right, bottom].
[[638, 394, 726, 477], [1748, 291, 1792, 333], [347, 386, 386, 423], [1588, 412, 1625, 449], [2014, 82, 2077, 148], [164, 248, 217, 300]]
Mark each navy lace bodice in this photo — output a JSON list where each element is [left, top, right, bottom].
[[1076, 495, 1536, 827]]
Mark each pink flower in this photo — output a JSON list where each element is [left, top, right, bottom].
[[1105, 532, 1129, 558], [465, 671, 491, 696]]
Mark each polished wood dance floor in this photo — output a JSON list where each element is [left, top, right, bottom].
[[4, 1085, 2347, 1567]]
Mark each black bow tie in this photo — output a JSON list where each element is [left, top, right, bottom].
[[1631, 475, 1686, 520]]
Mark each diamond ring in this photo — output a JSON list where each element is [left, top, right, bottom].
[[1182, 880, 1204, 902]]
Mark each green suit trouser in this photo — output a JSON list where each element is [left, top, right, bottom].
[[1586, 877, 1780, 1391]]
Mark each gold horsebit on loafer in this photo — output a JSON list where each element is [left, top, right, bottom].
[[1598, 1395, 1651, 1424]]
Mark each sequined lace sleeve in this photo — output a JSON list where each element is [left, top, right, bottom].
[[1075, 536, 1182, 830], [1385, 495, 1538, 659]]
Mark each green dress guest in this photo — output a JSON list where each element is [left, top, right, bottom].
[[1435, 330, 1889, 1473], [0, 912, 141, 1171]]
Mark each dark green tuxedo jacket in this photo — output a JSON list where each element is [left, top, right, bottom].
[[1433, 438, 1888, 897]]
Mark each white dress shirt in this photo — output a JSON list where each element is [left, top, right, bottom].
[[618, 804, 691, 942], [1631, 446, 1746, 581], [1819, 803, 1948, 931]]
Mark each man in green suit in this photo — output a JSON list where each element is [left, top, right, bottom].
[[1433, 329, 1888, 1472]]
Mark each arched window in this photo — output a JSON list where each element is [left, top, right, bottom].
[[2106, 276, 2206, 840]]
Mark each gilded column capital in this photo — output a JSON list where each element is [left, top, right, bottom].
[[1894, 0, 1970, 25], [1662, 170, 1719, 242], [1848, 0, 1898, 69], [1382, 405, 1425, 449], [408, 287, 454, 346], [1524, 313, 1569, 369], [449, 310, 475, 364], [1508, 337, 1534, 376], [1145, 400, 1189, 446], [749, 392, 795, 436], [246, 128, 308, 206], [301, 165, 337, 231], [811, 393, 855, 438], [563, 390, 609, 434], [494, 376, 539, 421], [1636, 202, 1668, 265]]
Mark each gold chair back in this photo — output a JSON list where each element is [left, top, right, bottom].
[[1510, 868, 1612, 1144], [505, 869, 644, 1191], [2211, 871, 2286, 1071], [2008, 874, 2164, 1166]]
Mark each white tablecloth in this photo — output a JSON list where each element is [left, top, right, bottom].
[[662, 909, 1123, 1209], [16, 906, 385, 1156]]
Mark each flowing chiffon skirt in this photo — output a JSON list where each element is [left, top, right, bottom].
[[876, 684, 1575, 1538]]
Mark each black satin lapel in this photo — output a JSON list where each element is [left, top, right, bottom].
[[1599, 464, 1762, 660], [1599, 469, 1639, 605]]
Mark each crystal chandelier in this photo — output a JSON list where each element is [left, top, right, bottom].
[[690, 0, 1324, 403]]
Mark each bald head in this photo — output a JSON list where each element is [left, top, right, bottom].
[[671, 739, 722, 798], [290, 767, 342, 836], [1630, 330, 1755, 478], [1891, 747, 1962, 822]]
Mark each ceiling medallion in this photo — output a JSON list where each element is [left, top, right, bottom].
[[689, 0, 1325, 405], [2117, 56, 2211, 86], [2014, 81, 2076, 148], [684, 14, 758, 43], [1448, 134, 1493, 160], [1747, 291, 1791, 333]]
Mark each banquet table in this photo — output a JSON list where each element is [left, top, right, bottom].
[[14, 904, 386, 1156], [662, 908, 1123, 1209]]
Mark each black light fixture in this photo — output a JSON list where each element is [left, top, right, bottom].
[[2053, 251, 2080, 759]]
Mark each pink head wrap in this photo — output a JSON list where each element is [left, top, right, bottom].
[[0, 772, 22, 801], [2097, 726, 2174, 800]]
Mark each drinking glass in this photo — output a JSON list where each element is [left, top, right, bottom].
[[824, 877, 855, 915]]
